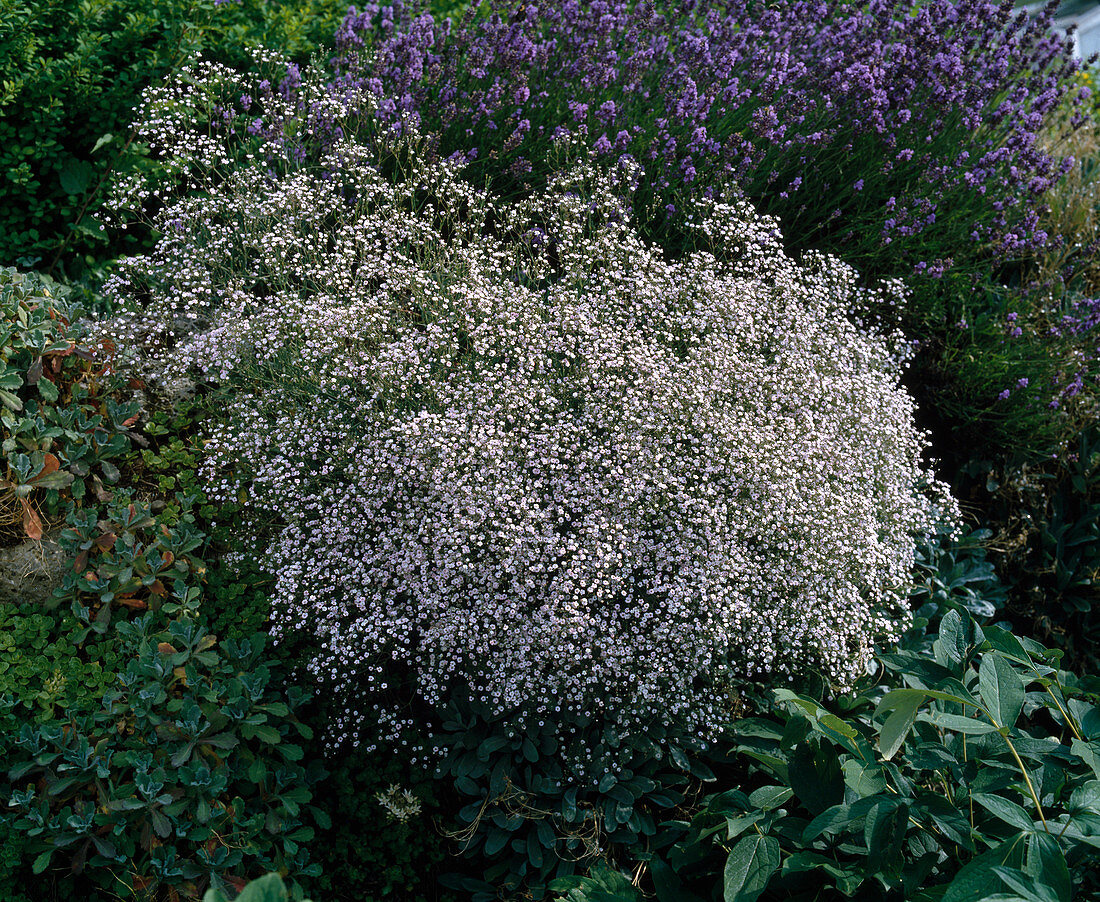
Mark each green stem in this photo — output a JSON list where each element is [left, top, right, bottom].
[[1002, 733, 1049, 833]]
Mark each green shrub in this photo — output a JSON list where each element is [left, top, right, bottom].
[[910, 525, 1008, 626], [0, 604, 122, 899], [53, 489, 207, 631], [0, 268, 136, 541], [961, 431, 1100, 675], [551, 608, 1100, 901], [0, 0, 352, 279], [0, 606, 120, 725]]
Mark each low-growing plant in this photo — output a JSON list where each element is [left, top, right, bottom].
[[53, 489, 207, 631], [0, 603, 123, 899], [204, 871, 314, 902], [0, 606, 120, 725], [959, 430, 1100, 673], [1, 601, 324, 900], [304, 728, 455, 902], [0, 486, 326, 900], [910, 525, 1008, 625], [0, 268, 137, 542]]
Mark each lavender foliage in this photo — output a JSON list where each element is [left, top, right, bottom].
[[334, 0, 1086, 275]]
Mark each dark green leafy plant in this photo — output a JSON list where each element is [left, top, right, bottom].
[[437, 694, 708, 902], [553, 609, 1100, 902], [0, 616, 324, 900], [960, 430, 1100, 673], [129, 396, 275, 643], [108, 390, 453, 902], [910, 526, 1008, 626], [0, 0, 353, 280], [53, 490, 206, 633], [303, 733, 455, 902], [204, 871, 315, 902], [0, 603, 122, 899], [0, 268, 136, 541], [550, 865, 641, 902]]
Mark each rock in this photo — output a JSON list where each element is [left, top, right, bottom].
[[0, 530, 69, 606]]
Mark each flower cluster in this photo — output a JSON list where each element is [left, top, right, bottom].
[[375, 784, 422, 822], [101, 61, 952, 761], [334, 0, 1085, 273]]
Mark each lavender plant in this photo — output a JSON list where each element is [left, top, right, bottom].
[[103, 61, 953, 767], [333, 0, 1087, 279]]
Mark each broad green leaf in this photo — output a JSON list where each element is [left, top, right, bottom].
[[817, 712, 859, 740], [235, 873, 289, 902], [991, 867, 1061, 902], [936, 609, 983, 666], [979, 653, 1024, 729], [484, 826, 510, 856], [878, 690, 924, 760], [914, 793, 975, 851], [1069, 780, 1100, 813], [802, 803, 854, 842], [942, 834, 1028, 902], [1025, 833, 1071, 902], [1071, 739, 1100, 779], [250, 724, 282, 744], [843, 760, 887, 797], [787, 740, 843, 815], [864, 798, 907, 865], [922, 711, 998, 735], [781, 852, 862, 895], [723, 834, 780, 902], [0, 389, 23, 411], [748, 785, 792, 811], [972, 793, 1035, 832], [59, 159, 93, 196], [982, 626, 1033, 667], [1081, 704, 1100, 740], [31, 470, 74, 490], [528, 830, 543, 869]]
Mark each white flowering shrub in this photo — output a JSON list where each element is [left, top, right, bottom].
[[103, 60, 954, 757]]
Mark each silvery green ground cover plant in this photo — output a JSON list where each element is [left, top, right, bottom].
[[101, 57, 954, 769]]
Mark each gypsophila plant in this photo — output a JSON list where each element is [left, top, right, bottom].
[[101, 59, 954, 767]]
